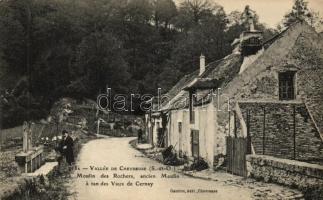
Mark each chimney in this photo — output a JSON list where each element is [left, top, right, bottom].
[[199, 54, 205, 76]]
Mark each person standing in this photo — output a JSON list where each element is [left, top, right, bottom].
[[137, 128, 143, 143], [62, 130, 75, 166], [56, 132, 66, 172]]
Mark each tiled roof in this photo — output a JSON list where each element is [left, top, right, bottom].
[[158, 22, 296, 112], [158, 53, 242, 111], [158, 70, 198, 110], [184, 78, 222, 90], [163, 70, 199, 101], [200, 54, 242, 87]]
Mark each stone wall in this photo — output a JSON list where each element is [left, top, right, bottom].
[[247, 155, 323, 199], [215, 22, 323, 140], [239, 102, 323, 162]]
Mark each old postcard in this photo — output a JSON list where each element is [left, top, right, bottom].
[[0, 0, 322, 199]]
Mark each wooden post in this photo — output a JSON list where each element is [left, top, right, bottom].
[[262, 106, 266, 155], [293, 105, 296, 160], [97, 119, 101, 135], [149, 110, 154, 146], [246, 110, 251, 154], [31, 158, 33, 172], [228, 111, 231, 137], [23, 122, 28, 153], [27, 122, 33, 151], [234, 111, 237, 138]]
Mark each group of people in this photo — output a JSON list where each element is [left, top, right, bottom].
[[56, 130, 75, 167]]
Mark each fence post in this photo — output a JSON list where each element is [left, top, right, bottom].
[[262, 106, 266, 155], [228, 111, 231, 137], [293, 105, 296, 160], [234, 111, 237, 138], [246, 110, 251, 154]]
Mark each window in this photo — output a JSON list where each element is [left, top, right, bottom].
[[279, 71, 296, 100], [178, 122, 182, 133], [248, 37, 260, 45]]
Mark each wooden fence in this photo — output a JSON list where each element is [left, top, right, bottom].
[[226, 136, 248, 177], [99, 127, 137, 137], [0, 122, 80, 148]]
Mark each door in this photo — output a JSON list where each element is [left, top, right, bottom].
[[226, 136, 248, 177], [157, 128, 164, 147], [191, 130, 199, 158]]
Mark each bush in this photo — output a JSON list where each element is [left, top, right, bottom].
[[162, 145, 184, 166], [184, 158, 209, 171], [4, 176, 69, 200], [0, 151, 20, 178], [302, 184, 323, 200]]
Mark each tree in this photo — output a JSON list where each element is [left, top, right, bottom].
[[156, 64, 182, 92], [73, 32, 130, 96], [153, 0, 177, 29], [307, 9, 323, 30], [171, 6, 229, 73], [125, 0, 153, 24], [174, 0, 218, 31], [227, 10, 242, 26], [0, 0, 281, 127], [283, 0, 317, 27], [0, 50, 9, 91], [0, 0, 29, 75]]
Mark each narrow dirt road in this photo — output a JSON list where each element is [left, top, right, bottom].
[[67, 137, 272, 200]]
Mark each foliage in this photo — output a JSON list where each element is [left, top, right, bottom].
[[153, 0, 177, 29], [283, 0, 322, 28], [0, 0, 276, 127], [0, 150, 20, 179]]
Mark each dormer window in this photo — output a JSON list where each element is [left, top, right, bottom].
[[240, 33, 263, 56], [248, 37, 260, 45], [279, 71, 296, 100]]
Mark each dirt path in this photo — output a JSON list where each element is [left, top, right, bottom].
[[68, 137, 297, 200]]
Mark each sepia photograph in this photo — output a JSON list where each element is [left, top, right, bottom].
[[0, 0, 323, 199]]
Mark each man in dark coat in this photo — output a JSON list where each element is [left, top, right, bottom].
[[62, 130, 75, 166], [57, 135, 65, 166], [137, 128, 143, 143]]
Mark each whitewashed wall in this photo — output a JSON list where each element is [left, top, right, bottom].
[[153, 118, 162, 146], [167, 102, 221, 166]]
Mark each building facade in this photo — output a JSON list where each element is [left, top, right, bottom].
[[145, 21, 323, 168]]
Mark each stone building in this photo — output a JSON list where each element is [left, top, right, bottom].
[[218, 21, 323, 162], [145, 21, 323, 167]]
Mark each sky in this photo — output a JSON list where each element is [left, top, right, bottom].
[[177, 0, 323, 28]]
